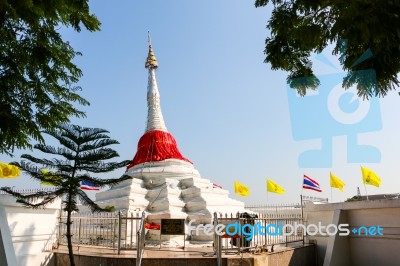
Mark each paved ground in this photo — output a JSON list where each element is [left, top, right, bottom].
[[55, 241, 302, 258]]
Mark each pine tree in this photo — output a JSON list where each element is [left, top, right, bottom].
[[0, 124, 131, 266]]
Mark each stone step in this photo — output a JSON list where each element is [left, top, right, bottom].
[[181, 187, 229, 200], [145, 186, 181, 199], [147, 197, 185, 212]]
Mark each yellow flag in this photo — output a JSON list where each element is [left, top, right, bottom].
[[41, 169, 61, 186], [0, 162, 20, 178], [330, 172, 345, 192], [361, 166, 381, 187], [234, 181, 249, 196], [266, 179, 285, 194]]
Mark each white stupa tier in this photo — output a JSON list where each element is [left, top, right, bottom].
[[95, 35, 245, 242]]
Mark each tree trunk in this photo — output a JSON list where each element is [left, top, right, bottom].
[[66, 210, 75, 266]]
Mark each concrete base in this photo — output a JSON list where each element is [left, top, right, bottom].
[[53, 244, 316, 266]]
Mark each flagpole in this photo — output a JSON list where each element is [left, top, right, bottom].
[[364, 183, 369, 200], [300, 173, 304, 198], [300, 176, 304, 211], [300, 194, 305, 245], [330, 187, 333, 203], [300, 194, 304, 222], [361, 165, 369, 200]]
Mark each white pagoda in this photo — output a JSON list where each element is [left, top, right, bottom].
[[95, 36, 244, 241]]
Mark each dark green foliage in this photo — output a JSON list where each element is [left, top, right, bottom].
[[0, 0, 101, 155], [345, 195, 361, 202], [1, 124, 131, 266], [255, 0, 400, 98], [104, 205, 116, 212]]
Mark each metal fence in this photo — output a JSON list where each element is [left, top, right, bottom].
[[210, 203, 305, 254], [214, 212, 304, 254], [0, 187, 57, 194], [57, 211, 142, 252], [53, 203, 304, 256], [119, 212, 143, 250], [213, 212, 222, 266], [245, 203, 303, 218], [301, 195, 329, 203], [136, 212, 146, 266]]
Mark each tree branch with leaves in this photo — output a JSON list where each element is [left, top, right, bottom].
[[0, 0, 101, 155], [255, 0, 400, 98]]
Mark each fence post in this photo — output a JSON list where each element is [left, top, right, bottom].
[[78, 218, 81, 246], [213, 212, 222, 266], [112, 214, 117, 249], [263, 214, 267, 247], [136, 211, 145, 266], [285, 218, 288, 247], [131, 212, 134, 248], [118, 211, 121, 254], [57, 210, 62, 246], [300, 196, 305, 245], [236, 212, 241, 254]]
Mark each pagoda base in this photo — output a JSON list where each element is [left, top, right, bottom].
[[95, 159, 245, 243]]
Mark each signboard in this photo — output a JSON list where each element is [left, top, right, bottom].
[[160, 219, 185, 235]]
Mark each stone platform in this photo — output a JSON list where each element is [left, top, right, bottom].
[[53, 243, 316, 266]]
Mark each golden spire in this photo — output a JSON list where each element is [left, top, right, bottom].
[[145, 32, 158, 69]]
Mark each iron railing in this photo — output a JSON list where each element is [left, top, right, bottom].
[[136, 211, 146, 266], [245, 203, 303, 218], [0, 187, 57, 194], [213, 212, 222, 266], [54, 203, 304, 256], [119, 211, 142, 250], [57, 211, 142, 252], [212, 203, 304, 254]]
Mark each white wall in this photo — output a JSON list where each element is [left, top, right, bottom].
[[304, 199, 400, 266], [0, 194, 60, 266]]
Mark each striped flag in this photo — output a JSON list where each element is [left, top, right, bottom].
[[80, 180, 100, 191], [213, 183, 223, 189], [303, 174, 322, 192]]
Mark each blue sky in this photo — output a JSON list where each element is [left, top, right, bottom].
[[1, 1, 400, 204]]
